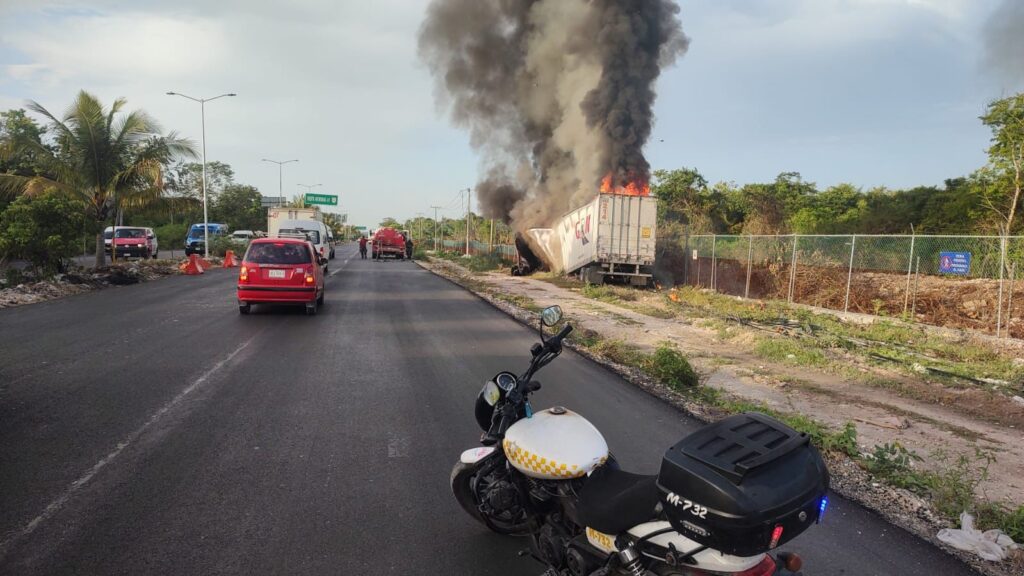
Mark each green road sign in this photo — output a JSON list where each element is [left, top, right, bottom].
[[304, 193, 338, 206]]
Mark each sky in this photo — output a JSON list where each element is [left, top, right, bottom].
[[1, 0, 1021, 228]]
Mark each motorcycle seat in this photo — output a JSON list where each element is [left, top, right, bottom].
[[576, 465, 660, 535]]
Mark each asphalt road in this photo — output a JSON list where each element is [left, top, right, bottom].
[[0, 243, 979, 575]]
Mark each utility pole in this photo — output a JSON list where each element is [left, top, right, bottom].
[[431, 205, 442, 252], [464, 187, 471, 256]]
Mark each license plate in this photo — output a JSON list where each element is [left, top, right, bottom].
[[268, 269, 286, 279]]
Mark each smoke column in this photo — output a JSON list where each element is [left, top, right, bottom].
[[419, 0, 687, 238], [984, 0, 1024, 86]]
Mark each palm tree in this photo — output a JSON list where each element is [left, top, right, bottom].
[[0, 90, 197, 267]]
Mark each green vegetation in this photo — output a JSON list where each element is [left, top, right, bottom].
[[0, 92, 196, 268], [209, 235, 248, 258], [0, 191, 87, 273], [666, 285, 1024, 394], [753, 338, 828, 368], [433, 250, 506, 273], [647, 345, 699, 390]]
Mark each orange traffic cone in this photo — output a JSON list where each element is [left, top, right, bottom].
[[179, 254, 205, 275], [223, 250, 239, 268], [196, 255, 213, 270]]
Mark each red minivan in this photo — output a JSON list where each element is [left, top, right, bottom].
[[237, 238, 326, 315]]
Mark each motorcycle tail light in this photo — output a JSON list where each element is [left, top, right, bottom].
[[769, 525, 784, 549]]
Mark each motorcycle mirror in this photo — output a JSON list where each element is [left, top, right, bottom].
[[540, 305, 563, 327]]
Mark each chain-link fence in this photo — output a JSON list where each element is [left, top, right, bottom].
[[680, 234, 1024, 338], [437, 239, 519, 263]]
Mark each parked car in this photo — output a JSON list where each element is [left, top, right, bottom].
[[237, 237, 326, 315], [230, 230, 256, 245], [184, 222, 229, 256], [111, 226, 158, 259]]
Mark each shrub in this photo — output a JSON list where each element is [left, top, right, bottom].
[[209, 235, 247, 257], [154, 222, 188, 251], [646, 345, 699, 390], [0, 191, 87, 273]]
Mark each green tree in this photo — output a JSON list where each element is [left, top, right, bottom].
[[379, 217, 401, 229], [164, 160, 235, 203], [212, 184, 264, 231], [980, 93, 1024, 234], [0, 91, 196, 267], [0, 190, 87, 273]]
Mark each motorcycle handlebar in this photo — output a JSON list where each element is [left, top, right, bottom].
[[550, 324, 573, 347]]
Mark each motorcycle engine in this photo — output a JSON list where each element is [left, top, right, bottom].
[[484, 480, 519, 513]]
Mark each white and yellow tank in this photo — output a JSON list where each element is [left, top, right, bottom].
[[502, 407, 608, 480]]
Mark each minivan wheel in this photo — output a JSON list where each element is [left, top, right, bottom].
[[239, 303, 251, 315]]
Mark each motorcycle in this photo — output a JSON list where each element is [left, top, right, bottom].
[[451, 305, 830, 576]]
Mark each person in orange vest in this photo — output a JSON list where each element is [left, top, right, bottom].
[[358, 235, 368, 259]]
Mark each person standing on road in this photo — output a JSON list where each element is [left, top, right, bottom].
[[405, 235, 414, 260], [359, 235, 368, 259]]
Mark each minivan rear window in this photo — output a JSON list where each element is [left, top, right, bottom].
[[279, 228, 320, 244], [245, 242, 312, 264]]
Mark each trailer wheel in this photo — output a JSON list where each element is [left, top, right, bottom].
[[582, 266, 604, 286]]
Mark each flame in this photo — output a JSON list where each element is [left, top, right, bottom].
[[600, 173, 650, 196]]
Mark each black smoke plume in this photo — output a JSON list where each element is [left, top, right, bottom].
[[419, 0, 687, 238], [984, 0, 1024, 86]]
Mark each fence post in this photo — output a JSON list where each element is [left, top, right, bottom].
[[744, 235, 754, 299], [844, 235, 856, 313], [683, 229, 691, 286], [902, 231, 915, 316], [788, 235, 798, 303], [996, 235, 1006, 337], [1005, 263, 1016, 338], [711, 235, 717, 291], [911, 256, 920, 319]]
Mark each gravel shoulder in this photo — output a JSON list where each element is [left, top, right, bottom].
[[418, 256, 1023, 576]]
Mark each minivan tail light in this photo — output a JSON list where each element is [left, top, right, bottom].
[[239, 266, 249, 282], [735, 555, 777, 576], [305, 273, 315, 284]]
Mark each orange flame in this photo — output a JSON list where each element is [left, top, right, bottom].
[[600, 173, 650, 196]]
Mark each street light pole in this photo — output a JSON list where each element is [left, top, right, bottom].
[[166, 91, 236, 258], [262, 158, 299, 206], [297, 183, 322, 207]]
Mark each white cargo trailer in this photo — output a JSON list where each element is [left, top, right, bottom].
[[556, 193, 657, 286], [267, 207, 322, 238]]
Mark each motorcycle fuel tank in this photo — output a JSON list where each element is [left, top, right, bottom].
[[503, 407, 608, 480]]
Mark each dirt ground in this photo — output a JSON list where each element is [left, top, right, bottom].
[[424, 259, 1024, 512], [690, 257, 1024, 338]]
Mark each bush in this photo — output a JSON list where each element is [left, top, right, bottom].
[[646, 346, 700, 390], [154, 222, 188, 251], [209, 235, 247, 257], [0, 192, 87, 273]]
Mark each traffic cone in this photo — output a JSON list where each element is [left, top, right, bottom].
[[196, 255, 213, 270], [223, 250, 239, 268], [179, 254, 205, 275]]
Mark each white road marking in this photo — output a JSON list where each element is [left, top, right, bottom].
[[0, 337, 256, 560]]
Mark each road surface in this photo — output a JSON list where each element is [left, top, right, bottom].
[[0, 243, 979, 575]]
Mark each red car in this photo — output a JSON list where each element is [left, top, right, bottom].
[[237, 238, 326, 315]]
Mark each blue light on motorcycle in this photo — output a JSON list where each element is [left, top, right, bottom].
[[818, 495, 829, 523]]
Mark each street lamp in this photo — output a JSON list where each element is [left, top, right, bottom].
[[297, 183, 322, 206], [262, 158, 299, 206], [166, 91, 236, 258]]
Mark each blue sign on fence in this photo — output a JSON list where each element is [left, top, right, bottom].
[[938, 251, 971, 275]]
